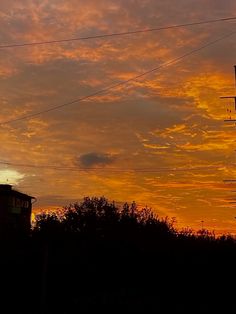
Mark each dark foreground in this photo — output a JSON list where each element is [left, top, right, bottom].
[[1, 197, 236, 314]]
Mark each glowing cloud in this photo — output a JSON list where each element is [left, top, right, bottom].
[[0, 169, 24, 185]]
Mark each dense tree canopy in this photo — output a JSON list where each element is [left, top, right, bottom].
[[1, 197, 236, 313]]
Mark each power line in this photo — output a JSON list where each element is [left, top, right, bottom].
[[0, 160, 221, 173], [1, 30, 235, 126], [0, 16, 236, 49]]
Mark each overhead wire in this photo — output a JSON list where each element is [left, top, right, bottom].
[[0, 16, 235, 49], [0, 160, 221, 173], [1, 30, 236, 126], [0, 17, 234, 206]]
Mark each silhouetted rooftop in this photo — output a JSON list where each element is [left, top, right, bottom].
[[0, 184, 34, 199]]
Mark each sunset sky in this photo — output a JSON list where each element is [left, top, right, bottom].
[[1, 0, 236, 233]]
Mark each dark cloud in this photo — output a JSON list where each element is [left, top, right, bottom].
[[77, 152, 115, 167]]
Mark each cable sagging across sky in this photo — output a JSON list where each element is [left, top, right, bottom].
[[0, 160, 221, 173], [1, 30, 236, 126], [0, 16, 235, 49]]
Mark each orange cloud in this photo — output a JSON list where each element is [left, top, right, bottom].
[[1, 0, 236, 234]]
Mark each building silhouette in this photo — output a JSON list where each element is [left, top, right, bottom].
[[0, 184, 35, 234]]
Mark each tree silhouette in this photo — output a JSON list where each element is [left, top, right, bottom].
[[1, 196, 236, 313]]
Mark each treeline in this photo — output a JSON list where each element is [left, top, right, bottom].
[[1, 197, 236, 313], [33, 196, 231, 241]]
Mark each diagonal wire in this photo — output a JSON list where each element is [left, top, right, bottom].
[[0, 16, 235, 49], [1, 30, 236, 126]]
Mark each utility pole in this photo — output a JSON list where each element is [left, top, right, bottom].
[[40, 242, 49, 314], [234, 65, 236, 90], [221, 65, 236, 120], [222, 66, 236, 205]]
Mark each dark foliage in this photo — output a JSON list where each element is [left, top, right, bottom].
[[1, 197, 236, 313]]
